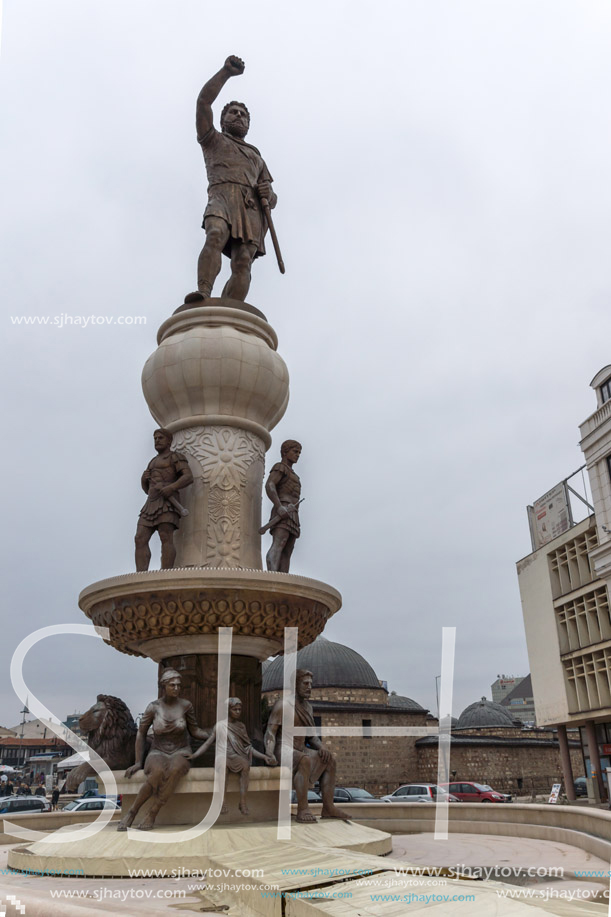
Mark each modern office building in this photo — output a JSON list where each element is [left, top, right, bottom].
[[491, 675, 525, 705], [517, 365, 611, 800]]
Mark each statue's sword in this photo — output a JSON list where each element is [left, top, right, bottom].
[[169, 495, 189, 517], [150, 476, 189, 516], [259, 498, 303, 535], [260, 196, 285, 275]]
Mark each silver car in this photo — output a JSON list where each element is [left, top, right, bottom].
[[0, 795, 51, 814], [380, 783, 460, 803], [62, 798, 121, 812]]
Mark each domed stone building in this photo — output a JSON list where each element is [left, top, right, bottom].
[[455, 697, 521, 730], [415, 696, 583, 795], [262, 637, 432, 795]]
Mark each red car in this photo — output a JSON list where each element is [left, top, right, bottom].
[[440, 782, 510, 802]]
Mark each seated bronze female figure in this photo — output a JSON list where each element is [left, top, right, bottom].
[[117, 668, 208, 831]]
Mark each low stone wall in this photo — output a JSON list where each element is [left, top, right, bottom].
[[0, 809, 121, 844], [335, 801, 611, 861]]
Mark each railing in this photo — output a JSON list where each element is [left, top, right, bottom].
[[580, 398, 611, 439]]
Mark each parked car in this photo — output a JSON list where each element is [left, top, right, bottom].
[[78, 791, 122, 805], [440, 782, 511, 803], [290, 790, 322, 804], [380, 784, 460, 803], [333, 787, 380, 804], [61, 798, 121, 812], [574, 776, 587, 797], [0, 795, 51, 815]]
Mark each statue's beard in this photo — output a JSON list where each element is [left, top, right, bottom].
[[223, 121, 248, 139]]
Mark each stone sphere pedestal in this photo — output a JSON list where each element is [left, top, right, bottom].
[[142, 299, 289, 570]]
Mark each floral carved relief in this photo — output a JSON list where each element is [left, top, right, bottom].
[[172, 427, 265, 567]]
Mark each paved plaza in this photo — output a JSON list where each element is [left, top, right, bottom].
[[1, 831, 609, 915]]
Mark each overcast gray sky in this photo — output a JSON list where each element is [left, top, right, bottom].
[[1, 0, 610, 731]]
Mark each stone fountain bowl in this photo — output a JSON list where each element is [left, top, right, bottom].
[[79, 568, 342, 661]]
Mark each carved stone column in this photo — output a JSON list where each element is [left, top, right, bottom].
[[141, 299, 289, 569], [556, 724, 576, 801], [171, 426, 265, 569]]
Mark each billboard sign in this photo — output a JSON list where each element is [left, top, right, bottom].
[[528, 482, 572, 551]]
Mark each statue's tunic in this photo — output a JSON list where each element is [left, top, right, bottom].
[[267, 462, 301, 537], [138, 451, 190, 530], [213, 720, 253, 774], [198, 127, 273, 259], [267, 695, 326, 784]]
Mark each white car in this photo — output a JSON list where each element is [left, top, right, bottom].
[[380, 783, 460, 803], [62, 798, 121, 812]]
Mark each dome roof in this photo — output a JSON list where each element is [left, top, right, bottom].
[[388, 691, 427, 713], [456, 697, 517, 730], [262, 637, 382, 692]]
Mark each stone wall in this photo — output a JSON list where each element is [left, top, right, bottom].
[[263, 686, 388, 706], [261, 685, 430, 795], [453, 726, 524, 738], [416, 742, 584, 795], [316, 709, 428, 796]]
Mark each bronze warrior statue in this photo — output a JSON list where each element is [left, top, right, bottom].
[[116, 668, 208, 831], [189, 697, 275, 816], [135, 429, 193, 572], [264, 669, 349, 824], [263, 440, 302, 573], [184, 55, 278, 305]]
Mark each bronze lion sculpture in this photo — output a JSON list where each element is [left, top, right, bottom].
[[65, 695, 137, 792]]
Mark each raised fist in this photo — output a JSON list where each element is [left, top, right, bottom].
[[224, 55, 245, 76]]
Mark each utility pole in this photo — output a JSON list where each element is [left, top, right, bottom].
[[18, 698, 29, 769]]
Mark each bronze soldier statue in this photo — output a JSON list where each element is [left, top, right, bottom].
[[264, 669, 349, 824], [190, 697, 275, 816], [264, 440, 302, 573], [184, 55, 278, 304], [135, 429, 193, 572]]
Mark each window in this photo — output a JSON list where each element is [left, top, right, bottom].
[[313, 716, 322, 739], [602, 378, 611, 405], [362, 719, 372, 739]]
